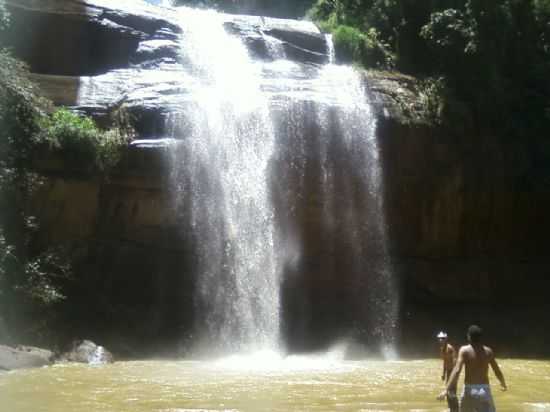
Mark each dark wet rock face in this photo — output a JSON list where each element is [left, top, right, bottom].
[[4, 0, 181, 76], [8, 0, 331, 137], [4, 0, 550, 357], [5, 0, 327, 76]]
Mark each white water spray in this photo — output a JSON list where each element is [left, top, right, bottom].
[[170, 8, 281, 354], [167, 8, 397, 357]]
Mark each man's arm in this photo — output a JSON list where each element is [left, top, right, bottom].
[[489, 354, 507, 391], [443, 345, 457, 381], [446, 347, 464, 391], [441, 349, 446, 381], [451, 345, 457, 364], [437, 347, 464, 400]]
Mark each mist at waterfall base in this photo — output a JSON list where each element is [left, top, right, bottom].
[[156, 5, 397, 360]]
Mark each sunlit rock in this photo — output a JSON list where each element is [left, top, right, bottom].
[[60, 340, 114, 364], [0, 345, 55, 371], [224, 16, 329, 63], [4, 0, 180, 75], [134, 39, 181, 63]]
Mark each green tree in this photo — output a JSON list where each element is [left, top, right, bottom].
[[309, 0, 550, 134], [0, 47, 71, 343], [41, 108, 131, 173], [0, 0, 131, 344]]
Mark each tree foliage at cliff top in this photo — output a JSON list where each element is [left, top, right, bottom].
[[310, 0, 550, 135], [172, 0, 550, 134]]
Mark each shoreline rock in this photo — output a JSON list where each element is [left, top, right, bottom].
[[0, 345, 55, 371], [0, 339, 115, 371], [59, 340, 114, 365]]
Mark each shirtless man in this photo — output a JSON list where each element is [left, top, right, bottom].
[[439, 325, 507, 412], [437, 331, 458, 412]]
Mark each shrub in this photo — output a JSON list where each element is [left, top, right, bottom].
[[420, 9, 476, 54], [21, 247, 73, 305], [321, 24, 394, 68], [42, 108, 130, 173], [0, 50, 49, 166], [0, 1, 131, 344], [332, 25, 365, 62], [1, 46, 128, 342]]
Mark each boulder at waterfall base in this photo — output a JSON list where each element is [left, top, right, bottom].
[[59, 340, 114, 364], [0, 345, 55, 371]]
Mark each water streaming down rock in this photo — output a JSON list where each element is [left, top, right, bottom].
[[325, 34, 335, 64], [166, 7, 397, 355], [169, 8, 281, 354], [269, 63, 398, 354]]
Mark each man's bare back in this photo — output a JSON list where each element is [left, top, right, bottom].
[[462, 344, 493, 385], [438, 325, 507, 412]]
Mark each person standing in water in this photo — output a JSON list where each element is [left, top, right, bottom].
[[439, 325, 507, 412], [437, 331, 459, 412]]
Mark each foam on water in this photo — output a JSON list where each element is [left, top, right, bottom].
[[209, 349, 354, 373], [526, 404, 550, 411], [205, 341, 397, 372]]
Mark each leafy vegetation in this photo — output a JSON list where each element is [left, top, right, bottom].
[[172, 0, 550, 133], [0, 47, 69, 343], [309, 0, 550, 133], [41, 108, 130, 173], [0, 0, 131, 343]]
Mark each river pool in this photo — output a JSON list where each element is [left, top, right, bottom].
[[1, 354, 549, 411]]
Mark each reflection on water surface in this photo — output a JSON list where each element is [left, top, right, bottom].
[[1, 357, 549, 411]]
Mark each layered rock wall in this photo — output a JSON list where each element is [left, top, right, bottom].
[[5, 0, 550, 355], [369, 74, 550, 354]]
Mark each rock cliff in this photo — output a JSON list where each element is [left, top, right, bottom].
[[5, 0, 550, 356]]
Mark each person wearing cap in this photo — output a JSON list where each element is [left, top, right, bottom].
[[438, 325, 507, 412], [437, 331, 458, 412]]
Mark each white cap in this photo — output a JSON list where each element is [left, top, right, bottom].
[[437, 331, 448, 339]]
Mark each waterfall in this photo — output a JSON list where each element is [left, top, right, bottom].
[[269, 61, 398, 354], [314, 64, 397, 352], [167, 7, 397, 356], [170, 8, 280, 354], [325, 34, 335, 64]]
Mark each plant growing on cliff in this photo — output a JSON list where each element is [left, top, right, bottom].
[[308, 0, 550, 137], [1, 237, 75, 345], [0, 44, 76, 343], [324, 24, 394, 68], [42, 108, 131, 174], [0, 10, 107, 343], [311, 1, 395, 68], [0, 50, 50, 161]]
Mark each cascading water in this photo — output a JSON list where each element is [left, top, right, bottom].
[[312, 65, 397, 353], [268, 62, 398, 355], [169, 8, 281, 354], [167, 6, 397, 356]]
